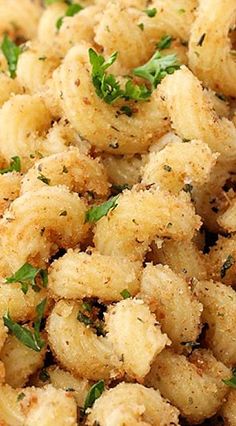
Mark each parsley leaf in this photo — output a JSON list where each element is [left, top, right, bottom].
[[3, 298, 47, 352], [120, 289, 131, 299], [56, 3, 83, 30], [84, 380, 105, 411], [37, 173, 50, 185], [223, 370, 236, 388], [0, 156, 21, 174], [1, 35, 22, 78], [157, 35, 173, 50], [144, 8, 157, 17], [220, 255, 235, 279], [133, 50, 180, 90], [5, 263, 48, 294], [17, 392, 25, 402], [85, 195, 119, 223]]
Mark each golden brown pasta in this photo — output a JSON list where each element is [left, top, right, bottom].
[[222, 390, 236, 426], [206, 235, 236, 286], [0, 172, 21, 216], [140, 264, 202, 351]]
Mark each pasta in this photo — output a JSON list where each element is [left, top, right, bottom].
[[0, 0, 235, 423]]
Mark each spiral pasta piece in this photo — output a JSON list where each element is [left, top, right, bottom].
[[194, 280, 236, 367], [189, 0, 236, 97], [87, 382, 180, 426], [142, 140, 217, 194], [16, 42, 60, 93], [0, 0, 42, 41], [0, 186, 88, 271], [0, 335, 46, 388], [0, 74, 23, 107], [0, 172, 21, 216], [145, 349, 230, 423], [47, 300, 121, 381], [158, 66, 236, 160], [106, 298, 169, 380], [48, 250, 141, 302], [94, 186, 201, 261], [53, 44, 169, 154], [21, 148, 109, 199], [140, 264, 202, 351], [0, 94, 52, 169]]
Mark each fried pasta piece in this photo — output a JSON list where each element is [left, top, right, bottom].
[[94, 186, 201, 261], [159, 66, 236, 161], [0, 172, 21, 216], [189, 0, 236, 97], [142, 140, 217, 194], [194, 280, 236, 366], [0, 335, 46, 388], [48, 250, 141, 301], [140, 264, 202, 351], [53, 44, 169, 155], [102, 154, 147, 186], [21, 148, 109, 199], [222, 390, 236, 426], [207, 235, 236, 286], [0, 186, 88, 271], [47, 300, 121, 381], [87, 382, 180, 426], [106, 298, 169, 380], [145, 349, 230, 423], [0, 73, 23, 107]]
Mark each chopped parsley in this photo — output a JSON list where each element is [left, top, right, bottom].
[[157, 35, 173, 50], [85, 195, 119, 223], [163, 164, 172, 172], [77, 300, 106, 337], [37, 173, 50, 185], [197, 33, 206, 47], [138, 23, 144, 31], [89, 48, 180, 105], [56, 3, 83, 30], [3, 298, 47, 352], [1, 35, 22, 78], [17, 392, 25, 402], [223, 369, 236, 388], [120, 289, 131, 299], [5, 263, 48, 294], [84, 380, 105, 412], [143, 8, 157, 17], [0, 156, 21, 174], [133, 50, 180, 90], [220, 255, 235, 279]]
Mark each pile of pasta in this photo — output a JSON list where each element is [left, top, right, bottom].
[[0, 0, 236, 424]]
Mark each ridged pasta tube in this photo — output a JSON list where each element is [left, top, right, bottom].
[[21, 148, 109, 199], [189, 0, 236, 97], [106, 298, 169, 380], [0, 94, 52, 169], [53, 44, 169, 154], [47, 300, 121, 381], [87, 382, 180, 426], [142, 140, 217, 194], [194, 280, 236, 366], [159, 67, 236, 160], [48, 250, 141, 302], [140, 264, 202, 351], [145, 349, 230, 423], [0, 186, 88, 271], [94, 186, 201, 261]]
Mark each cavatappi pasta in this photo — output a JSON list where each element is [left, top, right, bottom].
[[0, 0, 235, 425]]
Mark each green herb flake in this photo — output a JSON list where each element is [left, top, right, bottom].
[[17, 392, 25, 402], [197, 33, 206, 47], [38, 56, 47, 61], [85, 195, 119, 223], [77, 312, 93, 327], [5, 263, 48, 294], [59, 210, 67, 216], [1, 35, 22, 78], [138, 23, 144, 31], [143, 8, 157, 17], [119, 105, 133, 117], [133, 50, 180, 90], [163, 164, 172, 172], [220, 255, 235, 279], [120, 289, 131, 299], [56, 3, 83, 30], [223, 370, 236, 388], [3, 298, 47, 352], [39, 368, 50, 382], [0, 156, 21, 174], [157, 35, 172, 50], [178, 8, 186, 13], [182, 183, 193, 193], [84, 380, 105, 412], [37, 173, 50, 185]]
